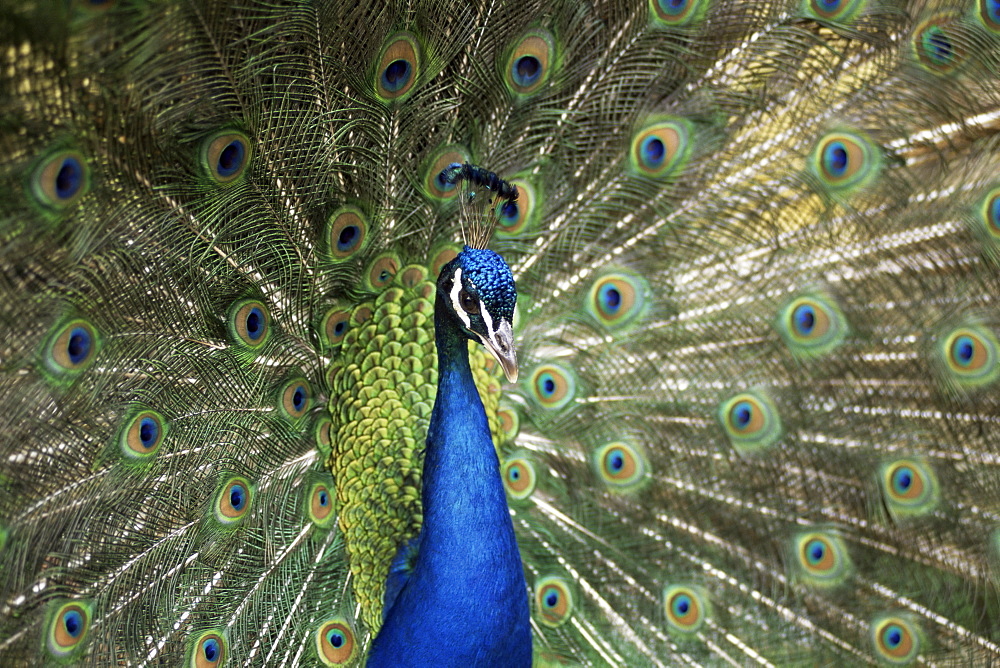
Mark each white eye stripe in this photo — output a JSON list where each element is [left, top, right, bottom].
[[450, 268, 473, 330]]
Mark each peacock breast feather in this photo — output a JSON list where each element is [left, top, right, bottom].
[[325, 257, 506, 632]]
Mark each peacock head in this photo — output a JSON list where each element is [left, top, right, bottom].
[[437, 246, 518, 382]]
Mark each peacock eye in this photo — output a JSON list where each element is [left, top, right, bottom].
[[459, 289, 480, 315]]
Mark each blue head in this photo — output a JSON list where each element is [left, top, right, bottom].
[[437, 246, 518, 382]]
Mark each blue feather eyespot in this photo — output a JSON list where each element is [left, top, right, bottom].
[[629, 118, 693, 178], [497, 406, 520, 442], [983, 188, 1000, 238], [593, 441, 649, 492], [495, 180, 538, 237], [777, 294, 847, 358], [120, 409, 167, 460], [315, 619, 358, 665], [792, 531, 852, 587], [718, 392, 782, 454], [228, 299, 270, 349], [279, 378, 312, 419], [201, 131, 251, 185], [535, 576, 574, 628], [662, 585, 708, 634], [809, 130, 882, 194], [971, 187, 1000, 262], [45, 318, 100, 376], [46, 601, 91, 659], [215, 477, 252, 523], [502, 456, 537, 500], [879, 459, 938, 517], [307, 479, 336, 527], [325, 207, 369, 261], [804, 0, 865, 22], [586, 272, 648, 330], [365, 252, 400, 291], [649, 0, 709, 26], [938, 325, 999, 389], [376, 33, 420, 101], [31, 149, 90, 211], [505, 30, 555, 96], [870, 615, 920, 665], [322, 305, 352, 348], [189, 631, 226, 668], [527, 364, 576, 410], [423, 147, 470, 202], [980, 0, 1000, 33], [913, 15, 964, 74]]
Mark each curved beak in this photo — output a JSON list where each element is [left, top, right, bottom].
[[483, 319, 518, 383]]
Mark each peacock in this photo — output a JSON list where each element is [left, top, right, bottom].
[[2, 0, 1000, 664]]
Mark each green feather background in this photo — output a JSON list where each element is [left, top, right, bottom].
[[2, 0, 1000, 664]]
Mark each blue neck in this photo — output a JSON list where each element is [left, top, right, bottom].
[[366, 297, 531, 666]]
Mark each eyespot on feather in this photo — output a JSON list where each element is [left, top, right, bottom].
[[777, 294, 847, 358], [979, 0, 1000, 33], [662, 585, 708, 634], [45, 318, 100, 375], [215, 477, 252, 524], [321, 305, 352, 348], [325, 207, 369, 261], [365, 253, 400, 291], [497, 405, 520, 442], [938, 325, 999, 389], [912, 15, 964, 74], [31, 149, 89, 211], [980, 187, 1000, 239], [189, 631, 226, 668], [376, 33, 420, 102], [504, 30, 555, 96], [870, 615, 920, 665], [527, 364, 576, 410], [803, 0, 866, 23], [495, 180, 538, 237], [423, 147, 471, 202], [120, 409, 167, 460], [808, 130, 882, 194], [46, 601, 92, 659], [502, 456, 537, 500], [314, 415, 333, 458], [535, 576, 573, 628], [629, 118, 693, 178], [879, 459, 938, 517], [201, 131, 251, 185], [307, 479, 336, 527], [228, 299, 270, 349], [586, 272, 648, 330], [316, 619, 358, 665], [718, 392, 782, 454], [649, 0, 709, 26], [593, 441, 648, 492], [279, 378, 312, 419], [792, 531, 852, 587]]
